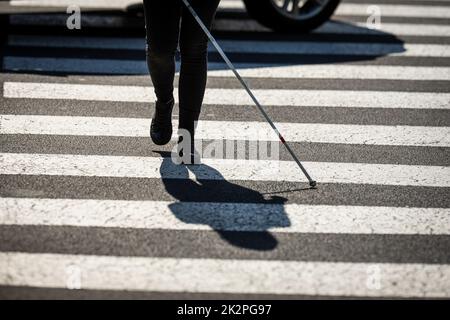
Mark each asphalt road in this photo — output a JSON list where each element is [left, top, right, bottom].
[[0, 0, 449, 299]]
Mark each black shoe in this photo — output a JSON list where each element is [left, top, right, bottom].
[[150, 98, 174, 145]]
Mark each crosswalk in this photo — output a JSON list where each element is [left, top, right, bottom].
[[0, 0, 449, 299]]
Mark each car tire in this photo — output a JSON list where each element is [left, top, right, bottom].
[[242, 0, 341, 33]]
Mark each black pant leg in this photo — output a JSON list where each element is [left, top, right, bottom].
[[178, 0, 221, 133], [143, 0, 182, 103]]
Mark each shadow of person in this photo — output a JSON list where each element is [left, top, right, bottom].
[[156, 151, 290, 251]]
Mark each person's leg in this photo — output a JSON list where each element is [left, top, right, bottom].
[[143, 0, 182, 145], [143, 0, 181, 103], [178, 0, 221, 142]]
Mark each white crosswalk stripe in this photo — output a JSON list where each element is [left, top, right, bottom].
[[5, 57, 450, 80], [2, 198, 449, 235], [9, 0, 450, 20], [1, 252, 450, 298], [1, 153, 449, 187], [4, 82, 450, 109], [336, 4, 450, 19], [1, 0, 449, 299], [213, 20, 450, 36], [219, 0, 450, 19], [2, 114, 449, 147]]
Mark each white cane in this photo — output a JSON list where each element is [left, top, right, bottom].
[[182, 0, 316, 188]]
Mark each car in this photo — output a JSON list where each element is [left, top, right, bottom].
[[242, 0, 341, 33]]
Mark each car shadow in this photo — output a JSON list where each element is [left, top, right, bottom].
[[156, 151, 290, 251], [1, 5, 406, 75]]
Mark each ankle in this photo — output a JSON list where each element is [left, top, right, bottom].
[[178, 108, 199, 129], [155, 97, 174, 110]]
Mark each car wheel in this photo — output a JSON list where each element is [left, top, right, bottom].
[[242, 0, 341, 33]]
